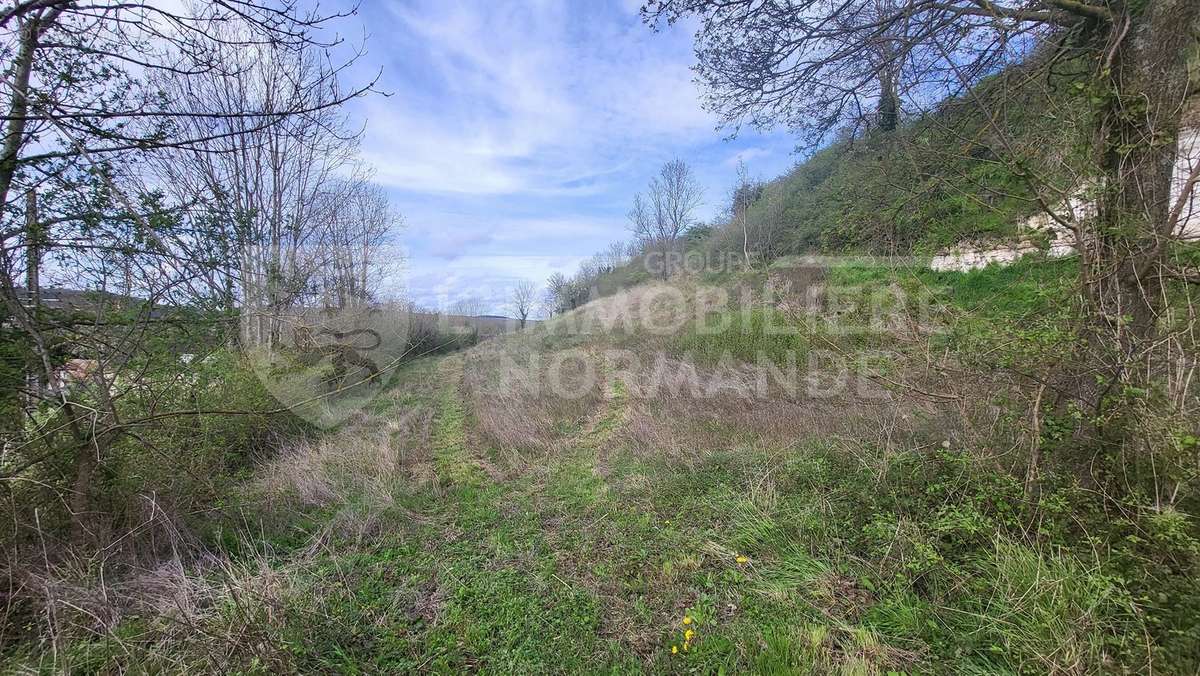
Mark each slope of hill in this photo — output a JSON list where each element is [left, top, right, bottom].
[[7, 261, 1195, 673], [681, 62, 1199, 270], [722, 77, 1075, 258]]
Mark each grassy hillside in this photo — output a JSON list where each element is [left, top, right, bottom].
[[693, 59, 1095, 263], [8, 262, 1196, 673], [560, 63, 1096, 322]]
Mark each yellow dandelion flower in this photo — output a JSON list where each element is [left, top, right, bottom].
[[683, 642, 690, 652], [736, 555, 749, 564], [671, 645, 678, 655], [684, 629, 695, 641], [682, 616, 693, 625]]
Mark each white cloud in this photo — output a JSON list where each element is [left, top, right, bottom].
[[333, 0, 797, 304], [725, 146, 773, 167], [404, 253, 587, 314], [426, 230, 495, 260], [358, 0, 715, 197], [410, 211, 626, 256]]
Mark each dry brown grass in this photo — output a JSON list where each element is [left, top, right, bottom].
[[612, 354, 935, 466], [461, 339, 604, 463], [456, 275, 970, 477], [542, 279, 723, 348], [254, 368, 445, 511], [257, 430, 404, 509], [1, 516, 307, 672]]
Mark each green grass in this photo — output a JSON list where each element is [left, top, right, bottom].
[[825, 255, 1077, 320], [822, 257, 1082, 373], [7, 410, 1171, 674], [669, 257, 1073, 367], [10, 260, 1198, 675], [670, 307, 808, 366], [431, 357, 488, 487]]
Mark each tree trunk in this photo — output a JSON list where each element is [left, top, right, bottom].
[[0, 14, 40, 214], [24, 190, 38, 305], [741, 210, 752, 270], [69, 443, 99, 544], [877, 70, 898, 133], [1082, 0, 1199, 424], [1080, 1, 1200, 461], [22, 191, 42, 400]]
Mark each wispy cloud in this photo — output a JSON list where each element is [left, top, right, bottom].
[[343, 0, 797, 312], [725, 147, 773, 167], [357, 0, 715, 197]]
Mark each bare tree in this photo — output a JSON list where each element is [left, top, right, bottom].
[[318, 180, 402, 310], [630, 159, 703, 278], [652, 159, 705, 243], [0, 2, 372, 228], [509, 280, 537, 328], [628, 192, 653, 243], [544, 272, 569, 315], [147, 34, 365, 348], [729, 159, 763, 269], [0, 2, 374, 542], [450, 297, 487, 317], [605, 241, 628, 269]]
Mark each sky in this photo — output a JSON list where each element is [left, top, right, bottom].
[[338, 0, 799, 315]]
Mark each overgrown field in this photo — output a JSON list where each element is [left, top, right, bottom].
[[4, 261, 1198, 674]]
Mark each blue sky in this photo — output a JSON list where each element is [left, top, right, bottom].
[[341, 0, 799, 314]]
